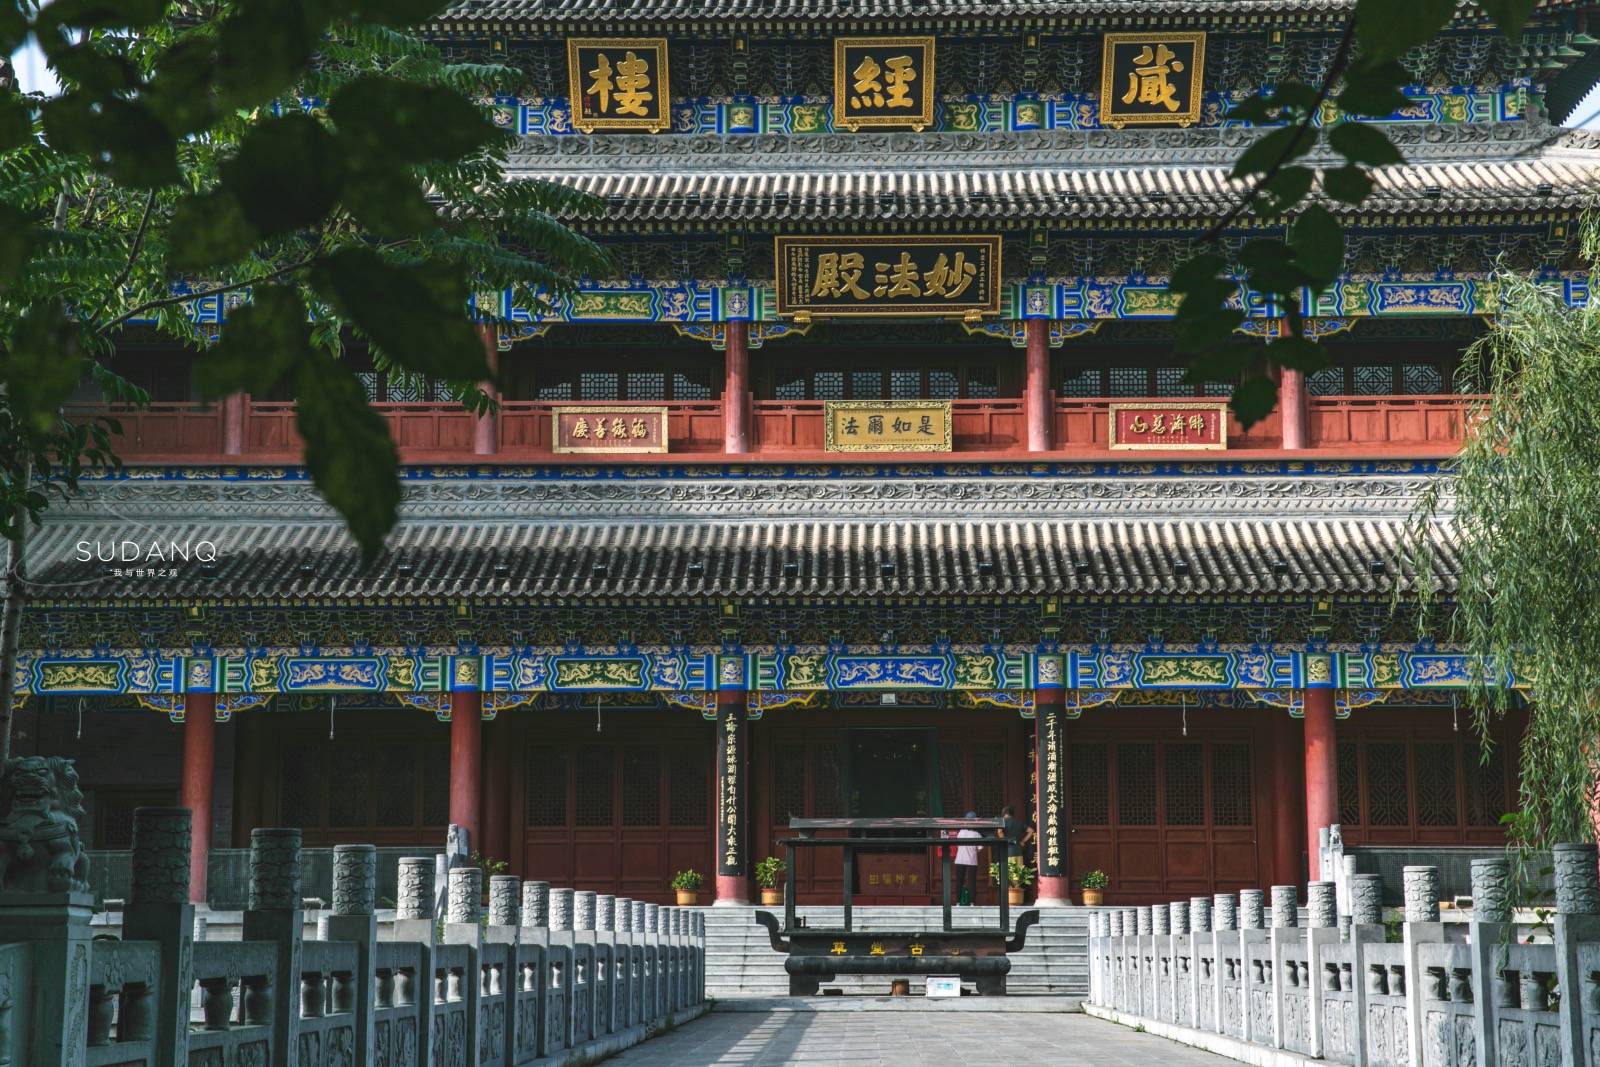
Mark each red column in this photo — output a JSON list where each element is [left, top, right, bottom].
[[182, 692, 216, 904], [449, 691, 483, 849], [714, 689, 749, 904], [1024, 319, 1053, 453], [1279, 367, 1307, 450], [1034, 691, 1069, 905], [1303, 688, 1338, 881], [482, 717, 510, 868], [1273, 711, 1304, 886], [221, 393, 247, 457], [723, 321, 751, 455], [474, 322, 499, 456]]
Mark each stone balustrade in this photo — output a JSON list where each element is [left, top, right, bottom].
[[4, 808, 707, 1066], [1086, 842, 1600, 1067]]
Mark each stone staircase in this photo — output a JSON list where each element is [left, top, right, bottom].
[[700, 905, 1090, 1000]]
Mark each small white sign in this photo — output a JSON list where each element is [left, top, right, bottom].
[[925, 975, 961, 998]]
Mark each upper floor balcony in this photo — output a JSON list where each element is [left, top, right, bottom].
[[66, 392, 1475, 465]]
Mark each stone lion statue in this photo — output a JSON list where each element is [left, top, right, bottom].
[[0, 756, 90, 894]]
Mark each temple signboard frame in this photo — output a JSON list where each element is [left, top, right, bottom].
[[1099, 31, 1207, 129], [774, 234, 1001, 319], [566, 37, 671, 133], [833, 36, 936, 132]]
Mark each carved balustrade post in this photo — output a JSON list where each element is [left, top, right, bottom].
[[1552, 843, 1600, 1067], [1463, 857, 1512, 1067], [243, 828, 303, 1067], [1400, 865, 1444, 1067], [325, 845, 377, 1067], [385, 855, 436, 1063]]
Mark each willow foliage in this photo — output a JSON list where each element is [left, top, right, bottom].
[[1406, 224, 1600, 853]]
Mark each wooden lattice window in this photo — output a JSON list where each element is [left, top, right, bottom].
[[575, 747, 614, 827], [1164, 744, 1205, 826], [421, 745, 448, 827], [1211, 743, 1254, 827], [327, 744, 371, 828], [524, 746, 568, 827], [1069, 743, 1109, 825], [1414, 743, 1459, 827], [277, 736, 446, 834], [1465, 743, 1508, 828], [1117, 744, 1157, 826], [373, 745, 416, 827], [1365, 743, 1410, 826], [939, 745, 966, 817], [1336, 741, 1361, 826], [773, 744, 806, 822], [621, 749, 662, 827], [813, 746, 842, 818], [668, 747, 708, 827], [280, 742, 321, 828], [971, 743, 1007, 815]]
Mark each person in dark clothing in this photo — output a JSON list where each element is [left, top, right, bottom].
[[1000, 804, 1035, 863]]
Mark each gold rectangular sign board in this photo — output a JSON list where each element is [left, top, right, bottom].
[[823, 400, 953, 453], [775, 235, 1001, 319], [1100, 32, 1206, 129], [833, 36, 936, 131], [567, 38, 671, 132]]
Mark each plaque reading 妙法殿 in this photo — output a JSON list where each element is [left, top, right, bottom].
[[775, 235, 1000, 318], [833, 37, 936, 131], [1099, 32, 1206, 128], [566, 38, 671, 133]]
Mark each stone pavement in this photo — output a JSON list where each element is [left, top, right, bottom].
[[615, 1010, 1239, 1065]]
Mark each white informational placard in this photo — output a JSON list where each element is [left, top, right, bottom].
[[925, 975, 961, 998]]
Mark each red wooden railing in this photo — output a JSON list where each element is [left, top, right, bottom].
[[64, 393, 1477, 463]]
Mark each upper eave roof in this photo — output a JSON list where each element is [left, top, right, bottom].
[[438, 0, 1587, 24], [506, 124, 1600, 225]]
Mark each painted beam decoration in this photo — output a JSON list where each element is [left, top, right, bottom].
[[566, 38, 670, 133], [1108, 401, 1227, 451], [823, 400, 952, 453], [833, 37, 936, 132], [552, 405, 668, 454], [1099, 32, 1206, 129], [775, 235, 1001, 319]]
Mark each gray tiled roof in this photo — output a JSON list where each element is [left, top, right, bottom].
[[509, 127, 1600, 222], [442, 0, 1362, 21], [28, 516, 1451, 601]]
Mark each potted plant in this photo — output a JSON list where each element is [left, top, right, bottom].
[[671, 869, 704, 906], [1080, 869, 1109, 907], [989, 857, 1037, 906], [755, 856, 786, 906]]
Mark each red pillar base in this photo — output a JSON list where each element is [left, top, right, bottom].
[[1035, 875, 1070, 906], [714, 873, 749, 906]]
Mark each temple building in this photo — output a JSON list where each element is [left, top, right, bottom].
[[12, 0, 1600, 910]]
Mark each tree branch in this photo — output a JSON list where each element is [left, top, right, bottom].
[[98, 253, 318, 335], [1201, 16, 1358, 243], [87, 189, 158, 327]]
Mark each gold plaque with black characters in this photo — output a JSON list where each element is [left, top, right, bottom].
[[774, 235, 1001, 318], [1099, 31, 1206, 129], [833, 37, 935, 132], [566, 38, 670, 133]]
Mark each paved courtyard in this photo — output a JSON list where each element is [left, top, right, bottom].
[[616, 1011, 1235, 1066]]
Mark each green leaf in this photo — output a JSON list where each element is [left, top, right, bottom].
[[220, 114, 343, 238], [1175, 307, 1246, 355], [0, 204, 32, 286], [1322, 164, 1375, 205], [144, 37, 220, 137], [331, 0, 453, 26], [1265, 335, 1331, 375], [166, 189, 260, 272], [1476, 0, 1536, 41], [1287, 205, 1345, 287], [215, 0, 330, 108], [1226, 96, 1274, 124], [1257, 166, 1315, 214], [0, 302, 84, 433], [0, 92, 30, 153], [309, 247, 491, 382], [1354, 0, 1456, 61], [294, 353, 400, 561], [1266, 82, 1322, 112], [196, 287, 309, 398], [330, 75, 499, 167], [1239, 239, 1312, 296], [339, 165, 440, 238], [1231, 125, 1316, 180], [1183, 344, 1255, 384], [1328, 122, 1405, 168], [1229, 375, 1280, 429], [34, 0, 168, 35], [1335, 59, 1412, 118], [40, 95, 180, 187], [1169, 252, 1230, 294]]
